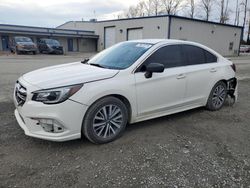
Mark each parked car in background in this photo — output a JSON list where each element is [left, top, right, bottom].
[[10, 36, 37, 55], [240, 45, 250, 53], [38, 38, 64, 54], [14, 39, 237, 144]]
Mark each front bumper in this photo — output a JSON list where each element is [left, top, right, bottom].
[[14, 79, 88, 142]]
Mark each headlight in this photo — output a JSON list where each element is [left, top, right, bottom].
[[17, 44, 24, 48], [32, 84, 83, 104]]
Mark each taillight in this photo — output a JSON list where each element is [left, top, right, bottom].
[[231, 63, 236, 72]]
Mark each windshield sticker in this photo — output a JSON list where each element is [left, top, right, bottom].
[[136, 43, 152, 49]]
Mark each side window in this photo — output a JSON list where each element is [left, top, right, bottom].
[[143, 45, 184, 69], [204, 50, 217, 63], [183, 45, 206, 65]]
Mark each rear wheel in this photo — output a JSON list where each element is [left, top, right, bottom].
[[206, 81, 227, 111], [82, 97, 128, 144]]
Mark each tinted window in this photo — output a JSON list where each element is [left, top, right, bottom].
[[183, 45, 206, 65], [205, 50, 217, 63], [143, 45, 184, 68]]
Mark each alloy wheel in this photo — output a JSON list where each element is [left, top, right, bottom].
[[212, 84, 226, 108], [93, 105, 123, 138]]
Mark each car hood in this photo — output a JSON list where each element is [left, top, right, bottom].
[[22, 62, 119, 89]]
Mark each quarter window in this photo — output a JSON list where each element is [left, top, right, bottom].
[[183, 45, 206, 65], [143, 45, 184, 69], [205, 50, 217, 63], [182, 45, 217, 65]]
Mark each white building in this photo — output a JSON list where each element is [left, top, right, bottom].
[[0, 15, 243, 56], [58, 15, 243, 56]]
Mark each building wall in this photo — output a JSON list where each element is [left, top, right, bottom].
[[58, 21, 97, 31], [79, 38, 97, 52], [95, 17, 168, 51], [58, 17, 169, 51], [58, 17, 242, 56], [170, 17, 242, 56]]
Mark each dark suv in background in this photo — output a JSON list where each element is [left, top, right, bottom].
[[10, 36, 37, 55], [38, 38, 63, 54]]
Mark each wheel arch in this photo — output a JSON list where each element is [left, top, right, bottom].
[[83, 94, 133, 124]]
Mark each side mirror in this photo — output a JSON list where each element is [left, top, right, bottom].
[[145, 63, 164, 78]]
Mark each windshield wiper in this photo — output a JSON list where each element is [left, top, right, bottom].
[[89, 63, 107, 68], [81, 58, 89, 64]]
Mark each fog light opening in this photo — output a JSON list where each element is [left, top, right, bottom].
[[33, 118, 64, 133]]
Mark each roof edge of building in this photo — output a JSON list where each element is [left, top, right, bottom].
[[0, 23, 95, 33], [58, 15, 243, 29]]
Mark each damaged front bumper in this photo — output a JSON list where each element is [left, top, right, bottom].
[[227, 78, 238, 103]]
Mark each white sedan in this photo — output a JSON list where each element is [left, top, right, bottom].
[[14, 39, 237, 144]]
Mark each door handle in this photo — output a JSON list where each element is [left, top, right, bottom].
[[210, 68, 217, 73], [177, 74, 186, 79]]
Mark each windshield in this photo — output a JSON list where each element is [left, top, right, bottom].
[[44, 39, 60, 46], [15, 37, 32, 42], [87, 42, 153, 70]]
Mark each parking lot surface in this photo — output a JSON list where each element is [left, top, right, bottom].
[[0, 54, 250, 187]]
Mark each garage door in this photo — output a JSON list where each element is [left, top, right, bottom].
[[104, 27, 115, 49], [127, 28, 143, 41]]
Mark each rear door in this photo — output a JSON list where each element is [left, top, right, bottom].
[[182, 45, 219, 105], [135, 45, 187, 117], [104, 27, 115, 49]]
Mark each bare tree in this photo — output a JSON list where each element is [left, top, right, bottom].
[[234, 0, 240, 25], [124, 2, 146, 18], [242, 0, 248, 29], [186, 0, 195, 18], [199, 0, 214, 21], [136, 1, 146, 17], [151, 0, 162, 15], [219, 0, 230, 24], [161, 0, 183, 15], [141, 0, 154, 16], [125, 6, 139, 18], [247, 10, 250, 43]]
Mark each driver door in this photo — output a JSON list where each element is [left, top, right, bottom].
[[134, 45, 187, 118]]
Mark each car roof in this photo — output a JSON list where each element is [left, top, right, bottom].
[[127, 39, 222, 58], [128, 39, 202, 46]]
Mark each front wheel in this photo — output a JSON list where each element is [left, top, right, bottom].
[[206, 81, 227, 111], [82, 97, 128, 144]]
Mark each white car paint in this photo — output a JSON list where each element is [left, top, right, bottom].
[[14, 39, 237, 142]]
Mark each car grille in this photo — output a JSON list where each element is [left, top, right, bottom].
[[15, 81, 27, 106], [52, 46, 63, 50], [23, 45, 35, 50]]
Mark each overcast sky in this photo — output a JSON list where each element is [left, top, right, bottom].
[[0, 0, 141, 27], [0, 0, 248, 30]]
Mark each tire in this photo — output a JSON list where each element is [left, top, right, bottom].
[[206, 81, 227, 111], [16, 47, 20, 55], [33, 51, 37, 55], [82, 97, 128, 144]]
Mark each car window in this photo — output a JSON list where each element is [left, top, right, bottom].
[[87, 42, 152, 70], [204, 50, 217, 63], [142, 45, 184, 69], [182, 45, 206, 65]]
